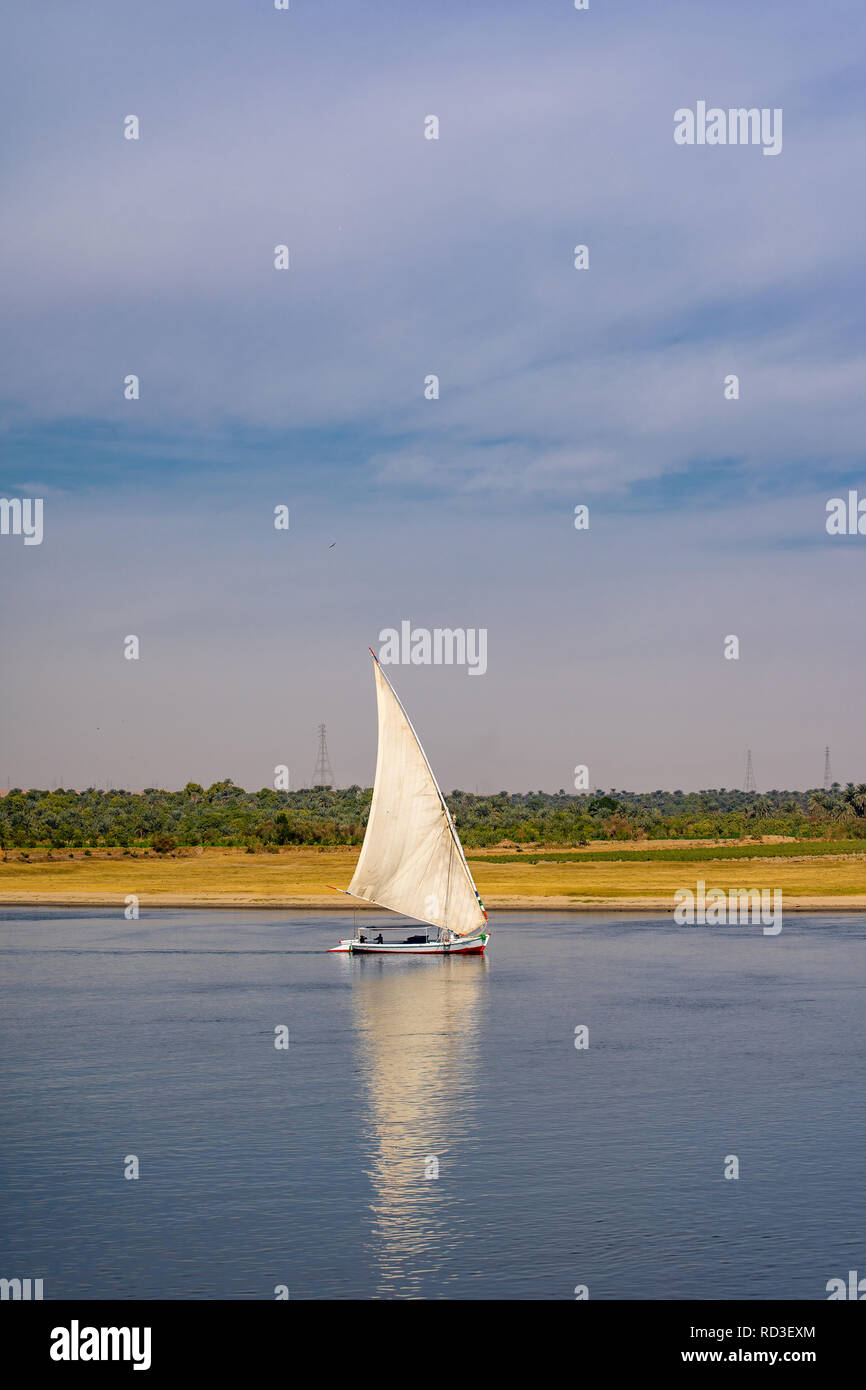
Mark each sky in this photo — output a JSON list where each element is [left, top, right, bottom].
[[1, 0, 864, 794]]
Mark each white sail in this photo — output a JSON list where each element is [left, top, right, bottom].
[[347, 657, 487, 937]]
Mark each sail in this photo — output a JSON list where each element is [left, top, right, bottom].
[[347, 657, 487, 936]]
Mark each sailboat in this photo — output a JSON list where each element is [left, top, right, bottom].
[[327, 650, 490, 955]]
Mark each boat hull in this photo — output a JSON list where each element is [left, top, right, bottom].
[[329, 931, 489, 956]]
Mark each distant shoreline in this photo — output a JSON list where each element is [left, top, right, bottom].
[[2, 894, 865, 913], [2, 842, 864, 914]]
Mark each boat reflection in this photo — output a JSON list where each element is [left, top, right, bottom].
[[348, 952, 488, 1297]]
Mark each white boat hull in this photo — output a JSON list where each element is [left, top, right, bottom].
[[328, 930, 490, 956]]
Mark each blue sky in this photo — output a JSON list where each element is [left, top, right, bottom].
[[1, 0, 864, 792]]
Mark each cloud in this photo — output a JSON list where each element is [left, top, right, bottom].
[[1, 1, 864, 497], [2, 0, 865, 790]]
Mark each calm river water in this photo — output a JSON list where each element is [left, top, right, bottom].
[[1, 909, 864, 1299]]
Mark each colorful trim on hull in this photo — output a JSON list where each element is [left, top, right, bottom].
[[350, 941, 487, 955]]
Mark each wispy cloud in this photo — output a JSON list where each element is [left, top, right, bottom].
[[1, 0, 864, 790]]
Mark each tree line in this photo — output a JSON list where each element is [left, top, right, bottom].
[[2, 780, 865, 851]]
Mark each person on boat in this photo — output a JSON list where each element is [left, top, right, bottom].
[[358, 932, 366, 943], [375, 933, 383, 944]]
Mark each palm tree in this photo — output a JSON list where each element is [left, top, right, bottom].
[[842, 783, 866, 818]]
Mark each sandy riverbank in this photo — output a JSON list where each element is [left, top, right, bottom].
[[1, 844, 865, 911], [1, 895, 864, 912]]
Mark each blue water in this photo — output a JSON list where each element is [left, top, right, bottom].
[[1, 909, 864, 1300]]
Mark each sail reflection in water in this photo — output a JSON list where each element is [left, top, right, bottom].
[[347, 954, 488, 1296]]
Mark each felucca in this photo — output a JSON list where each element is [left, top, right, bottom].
[[328, 650, 490, 955]]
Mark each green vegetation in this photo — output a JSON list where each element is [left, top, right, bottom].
[[1, 781, 865, 851], [473, 840, 866, 864]]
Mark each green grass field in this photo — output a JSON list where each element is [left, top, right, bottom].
[[471, 839, 866, 864], [1, 840, 865, 906]]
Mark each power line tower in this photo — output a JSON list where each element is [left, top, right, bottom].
[[743, 749, 756, 794], [312, 724, 335, 789], [823, 746, 833, 792]]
